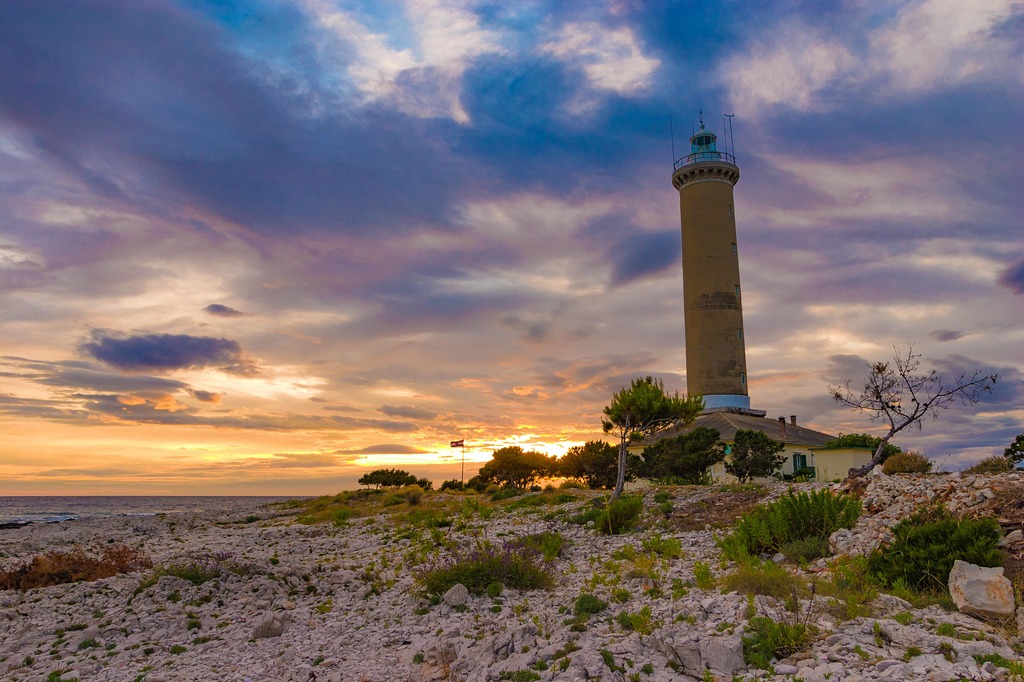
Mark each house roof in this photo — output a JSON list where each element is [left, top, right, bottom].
[[654, 410, 836, 447]]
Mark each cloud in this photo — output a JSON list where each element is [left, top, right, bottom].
[[541, 22, 659, 103], [80, 331, 260, 376], [203, 304, 245, 317], [334, 444, 431, 455], [609, 229, 678, 285], [378, 404, 440, 420], [187, 388, 224, 404], [929, 329, 967, 343], [0, 0, 476, 237], [723, 0, 1023, 119], [998, 256, 1024, 294], [299, 0, 504, 123]]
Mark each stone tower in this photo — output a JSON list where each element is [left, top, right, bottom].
[[671, 118, 749, 410]]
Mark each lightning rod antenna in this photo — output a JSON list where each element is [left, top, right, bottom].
[[724, 113, 736, 163]]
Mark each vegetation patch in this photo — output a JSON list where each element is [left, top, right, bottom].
[[0, 544, 152, 591], [571, 495, 644, 535], [867, 506, 1002, 593], [721, 559, 808, 600], [669, 486, 767, 531], [719, 489, 861, 562], [881, 451, 932, 475], [742, 615, 813, 670], [418, 540, 555, 596]]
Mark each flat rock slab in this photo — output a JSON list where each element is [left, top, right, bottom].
[[948, 560, 1015, 620]]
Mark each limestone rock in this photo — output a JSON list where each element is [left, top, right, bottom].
[[442, 583, 470, 607], [948, 560, 1015, 620], [251, 610, 287, 639], [699, 635, 745, 675]]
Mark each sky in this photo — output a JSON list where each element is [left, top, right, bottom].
[[1, 0, 1022, 496]]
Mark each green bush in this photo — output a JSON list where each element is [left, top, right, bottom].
[[570, 494, 644, 534], [597, 495, 644, 534], [818, 555, 878, 620], [962, 456, 1012, 475], [868, 507, 1002, 592], [742, 616, 811, 670], [616, 605, 658, 634], [642, 533, 682, 558], [721, 558, 807, 600], [512, 531, 566, 562], [779, 536, 830, 565], [418, 542, 555, 596], [881, 451, 932, 475], [574, 593, 608, 615], [491, 487, 522, 501], [720, 490, 860, 561]]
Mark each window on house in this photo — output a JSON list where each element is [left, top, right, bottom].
[[731, 242, 737, 254], [793, 452, 807, 470], [738, 328, 743, 340], [735, 285, 740, 297], [729, 204, 734, 216], [740, 373, 746, 385]]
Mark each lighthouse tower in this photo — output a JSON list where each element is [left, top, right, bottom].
[[672, 117, 749, 410]]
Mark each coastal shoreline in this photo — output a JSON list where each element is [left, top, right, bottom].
[[1, 476, 1021, 682]]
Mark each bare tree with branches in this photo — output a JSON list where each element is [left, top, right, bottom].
[[828, 344, 998, 479]]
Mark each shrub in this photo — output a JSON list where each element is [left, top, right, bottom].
[[637, 427, 725, 484], [962, 456, 1012, 475], [486, 581, 504, 599], [616, 605, 658, 634], [881, 450, 932, 475], [720, 490, 861, 561], [721, 558, 807, 600], [439, 479, 465, 491], [642, 533, 682, 559], [779, 536, 830, 565], [558, 441, 621, 489], [581, 495, 644, 534], [0, 544, 152, 591], [401, 484, 425, 506], [358, 468, 418, 488], [818, 555, 878, 620], [725, 430, 786, 482], [693, 561, 715, 589], [491, 487, 522, 501], [867, 506, 1002, 592], [574, 593, 608, 616], [742, 616, 812, 670], [512, 531, 566, 562], [418, 541, 555, 596]]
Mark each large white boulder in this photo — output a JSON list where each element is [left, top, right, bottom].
[[948, 560, 1015, 620]]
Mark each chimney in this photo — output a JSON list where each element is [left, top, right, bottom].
[[777, 416, 786, 438], [790, 415, 797, 425]]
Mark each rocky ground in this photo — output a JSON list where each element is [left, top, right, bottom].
[[1, 473, 1022, 682]]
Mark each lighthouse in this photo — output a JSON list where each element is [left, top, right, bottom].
[[672, 116, 749, 410]]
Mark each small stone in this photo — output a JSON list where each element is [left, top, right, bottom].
[[442, 583, 470, 607]]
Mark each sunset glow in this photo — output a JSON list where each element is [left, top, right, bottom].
[[0, 1, 1021, 495]]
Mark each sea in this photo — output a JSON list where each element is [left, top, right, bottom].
[[0, 496, 300, 529]]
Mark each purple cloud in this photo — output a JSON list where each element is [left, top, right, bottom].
[[998, 257, 1024, 295], [80, 331, 259, 376], [204, 304, 245, 317]]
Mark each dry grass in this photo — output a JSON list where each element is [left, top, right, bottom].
[[668, 485, 768, 531], [0, 544, 152, 591]]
